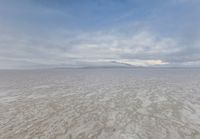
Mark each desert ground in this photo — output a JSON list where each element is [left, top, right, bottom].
[[0, 68, 200, 139]]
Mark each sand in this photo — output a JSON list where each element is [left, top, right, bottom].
[[0, 68, 200, 139]]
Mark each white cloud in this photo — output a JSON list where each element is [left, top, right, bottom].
[[115, 59, 169, 67], [0, 24, 198, 68]]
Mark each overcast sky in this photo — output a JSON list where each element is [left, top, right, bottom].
[[0, 0, 200, 69]]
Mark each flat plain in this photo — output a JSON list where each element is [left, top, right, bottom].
[[0, 68, 200, 139]]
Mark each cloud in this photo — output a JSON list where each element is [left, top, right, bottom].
[[115, 59, 168, 67], [0, 24, 185, 68]]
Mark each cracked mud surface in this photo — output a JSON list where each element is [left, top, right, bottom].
[[0, 68, 200, 139]]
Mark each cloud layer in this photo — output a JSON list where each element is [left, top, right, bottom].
[[1, 25, 199, 69]]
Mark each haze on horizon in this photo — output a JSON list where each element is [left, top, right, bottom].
[[0, 0, 200, 69]]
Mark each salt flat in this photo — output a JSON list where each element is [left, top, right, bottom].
[[0, 68, 200, 139]]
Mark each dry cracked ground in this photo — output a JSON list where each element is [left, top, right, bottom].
[[0, 68, 200, 139]]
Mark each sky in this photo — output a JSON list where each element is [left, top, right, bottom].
[[0, 0, 200, 69]]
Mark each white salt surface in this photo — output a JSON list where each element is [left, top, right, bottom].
[[0, 68, 200, 139]]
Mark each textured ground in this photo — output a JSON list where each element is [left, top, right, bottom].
[[0, 68, 200, 139]]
